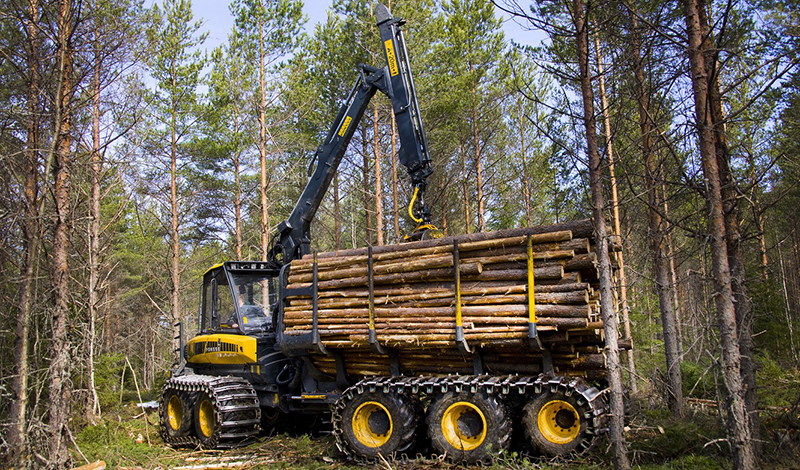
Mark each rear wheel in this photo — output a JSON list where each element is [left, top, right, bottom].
[[522, 392, 589, 456], [426, 392, 510, 463], [335, 389, 417, 460], [260, 407, 282, 433]]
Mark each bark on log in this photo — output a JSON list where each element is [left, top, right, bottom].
[[304, 219, 593, 260]]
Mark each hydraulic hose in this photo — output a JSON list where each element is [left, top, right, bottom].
[[408, 187, 424, 223]]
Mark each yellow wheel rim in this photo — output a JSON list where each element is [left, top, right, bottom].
[[441, 402, 487, 451], [197, 398, 216, 438], [352, 402, 392, 448], [167, 395, 183, 431], [538, 399, 580, 444]]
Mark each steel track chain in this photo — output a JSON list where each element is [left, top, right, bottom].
[[331, 374, 608, 462], [159, 374, 261, 449]]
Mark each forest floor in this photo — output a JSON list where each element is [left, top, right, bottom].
[[71, 398, 800, 470]]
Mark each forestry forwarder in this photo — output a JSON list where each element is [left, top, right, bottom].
[[159, 4, 607, 462]]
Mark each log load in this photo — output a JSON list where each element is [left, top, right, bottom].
[[280, 219, 625, 378]]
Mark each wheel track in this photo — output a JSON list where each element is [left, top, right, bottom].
[[159, 374, 261, 449]]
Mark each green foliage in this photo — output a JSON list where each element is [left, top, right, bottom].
[[94, 353, 128, 410], [756, 353, 800, 408], [681, 361, 717, 400], [751, 278, 799, 364], [74, 416, 184, 469], [627, 407, 726, 465], [145, 0, 207, 101]]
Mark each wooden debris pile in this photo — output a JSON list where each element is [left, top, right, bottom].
[[281, 219, 624, 378]]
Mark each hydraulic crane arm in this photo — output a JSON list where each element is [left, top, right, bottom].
[[268, 3, 436, 267]]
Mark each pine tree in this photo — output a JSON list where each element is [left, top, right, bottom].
[[142, 0, 207, 364], [231, 0, 304, 261], [440, 0, 505, 233]]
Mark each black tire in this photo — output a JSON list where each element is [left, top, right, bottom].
[[522, 391, 590, 456], [260, 407, 282, 434], [426, 392, 511, 463], [160, 388, 193, 438], [335, 389, 417, 460], [193, 392, 220, 448]]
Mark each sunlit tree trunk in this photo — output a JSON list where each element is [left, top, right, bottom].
[[373, 104, 384, 245], [461, 142, 471, 234], [662, 188, 683, 354], [627, 15, 683, 416], [700, 2, 760, 453], [258, 12, 269, 261], [391, 116, 399, 241], [86, 24, 103, 424], [8, 0, 41, 464], [684, 0, 756, 467], [234, 105, 243, 260], [362, 123, 372, 244], [170, 76, 181, 364], [573, 1, 630, 467], [595, 31, 636, 392], [518, 104, 532, 227], [753, 198, 768, 281], [334, 173, 341, 250], [49, 0, 76, 466], [473, 85, 485, 232]]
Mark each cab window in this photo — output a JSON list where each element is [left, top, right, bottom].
[[199, 268, 238, 332], [230, 272, 273, 334]]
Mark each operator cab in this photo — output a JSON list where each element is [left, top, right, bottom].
[[199, 261, 277, 336]]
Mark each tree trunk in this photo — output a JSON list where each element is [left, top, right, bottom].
[[644, 134, 684, 418], [391, 115, 400, 241], [258, 12, 269, 261], [334, 173, 341, 250], [473, 86, 485, 232], [519, 102, 532, 227], [8, 0, 40, 463], [595, 31, 636, 393], [662, 182, 683, 354], [440, 174, 448, 235], [684, 0, 756, 467], [170, 79, 181, 365], [234, 105, 243, 260], [754, 200, 768, 281], [86, 28, 103, 425], [49, 1, 75, 466], [701, 2, 760, 454], [628, 16, 683, 416], [778, 241, 798, 361], [573, 1, 630, 468], [373, 104, 384, 245], [362, 123, 372, 245], [461, 142, 471, 234]]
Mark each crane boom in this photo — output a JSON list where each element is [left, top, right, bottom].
[[267, 4, 436, 268]]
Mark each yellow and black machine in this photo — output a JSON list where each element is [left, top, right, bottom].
[[159, 4, 606, 461]]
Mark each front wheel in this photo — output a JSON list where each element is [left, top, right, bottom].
[[426, 392, 510, 463], [334, 388, 417, 460], [193, 392, 219, 448]]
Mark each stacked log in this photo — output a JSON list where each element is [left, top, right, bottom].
[[281, 219, 623, 378]]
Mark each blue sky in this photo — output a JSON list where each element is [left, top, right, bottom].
[[187, 0, 544, 53]]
